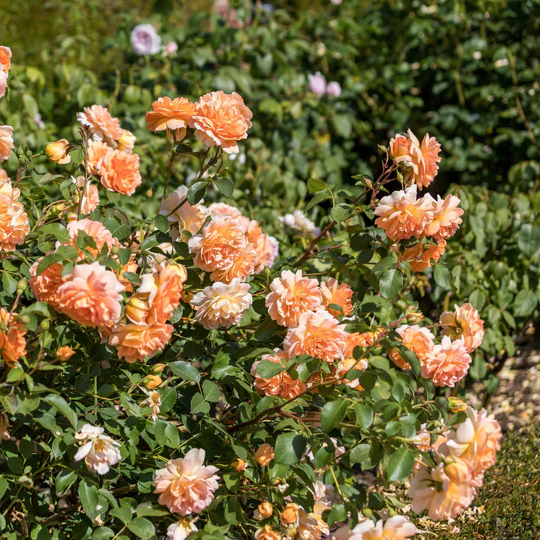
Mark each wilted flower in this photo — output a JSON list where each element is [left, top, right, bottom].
[[266, 270, 323, 327], [74, 424, 122, 475], [46, 139, 71, 164], [190, 91, 253, 154], [255, 443, 274, 467], [0, 125, 14, 162], [141, 389, 162, 421], [422, 336, 471, 387], [153, 448, 219, 515], [326, 81, 342, 97], [0, 308, 27, 368], [280, 209, 320, 237], [440, 303, 485, 353], [160, 185, 207, 239], [396, 324, 435, 362], [284, 308, 349, 363], [191, 279, 252, 329], [77, 105, 123, 147], [146, 97, 195, 140], [167, 519, 198, 540], [131, 24, 162, 55], [308, 72, 327, 96], [99, 148, 142, 195], [320, 278, 353, 317]]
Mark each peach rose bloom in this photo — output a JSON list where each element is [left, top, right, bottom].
[[284, 308, 349, 363], [167, 519, 198, 540], [0, 71, 8, 100], [408, 457, 476, 521], [297, 508, 322, 540], [412, 424, 447, 454], [374, 185, 433, 241], [190, 91, 253, 154], [423, 194, 464, 241], [396, 324, 434, 362], [265, 270, 323, 327], [77, 105, 123, 147], [29, 258, 63, 310], [99, 148, 142, 195], [443, 406, 502, 478], [389, 133, 412, 165], [320, 278, 354, 317], [0, 125, 14, 163], [0, 308, 27, 368], [440, 303, 485, 353], [251, 349, 307, 399], [146, 97, 195, 140], [0, 46, 12, 73], [246, 220, 276, 273], [160, 185, 207, 240], [0, 169, 7, 181], [191, 279, 252, 329], [56, 346, 75, 362], [0, 177, 30, 251], [344, 331, 380, 357], [153, 449, 219, 515], [86, 140, 111, 174], [422, 336, 471, 387], [402, 239, 446, 272], [57, 262, 125, 327], [74, 424, 122, 475], [336, 516, 416, 540], [46, 139, 71, 164], [149, 263, 187, 324], [106, 321, 173, 363], [255, 525, 281, 540], [67, 219, 118, 259], [74, 176, 100, 215], [208, 202, 250, 230], [117, 129, 136, 153], [255, 443, 274, 466], [188, 215, 253, 282]]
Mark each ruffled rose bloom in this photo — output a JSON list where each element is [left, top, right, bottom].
[[284, 308, 349, 363], [160, 185, 207, 239], [374, 185, 433, 241], [0, 177, 30, 251], [208, 202, 249, 227], [440, 303, 485, 353], [401, 239, 446, 272], [0, 71, 7, 100], [148, 263, 187, 324], [408, 457, 477, 521], [67, 219, 118, 259], [30, 259, 63, 309], [190, 91, 253, 154], [191, 279, 252, 330], [188, 216, 255, 282], [0, 125, 14, 162], [131, 24, 162, 55], [423, 194, 464, 241], [320, 278, 354, 317], [255, 444, 274, 467], [86, 140, 111, 174], [422, 336, 471, 388], [390, 129, 442, 190], [255, 501, 274, 519], [46, 139, 71, 164], [279, 210, 320, 237], [298, 508, 323, 540], [396, 324, 435, 362], [0, 46, 11, 98], [246, 220, 277, 273], [251, 349, 306, 399], [0, 308, 27, 368], [266, 270, 323, 327], [146, 97, 195, 140], [104, 321, 173, 363], [443, 406, 502, 478], [167, 519, 198, 540], [57, 262, 125, 327], [153, 449, 219, 515], [56, 346, 75, 362], [77, 105, 123, 147], [344, 331, 380, 357], [333, 516, 416, 540], [74, 424, 121, 475], [255, 526, 281, 540], [74, 176, 100, 215], [326, 81, 342, 97], [99, 148, 142, 195], [308, 72, 327, 96]]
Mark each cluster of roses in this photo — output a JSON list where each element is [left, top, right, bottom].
[[375, 130, 464, 272]]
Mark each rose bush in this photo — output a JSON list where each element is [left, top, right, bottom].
[[0, 44, 505, 539]]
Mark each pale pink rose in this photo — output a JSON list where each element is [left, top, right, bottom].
[[408, 458, 477, 521], [443, 406, 502, 478], [308, 72, 327, 97], [374, 185, 434, 241], [160, 185, 207, 240], [0, 125, 14, 163], [153, 449, 219, 515], [284, 308, 349, 363], [334, 516, 416, 540], [265, 270, 323, 327], [57, 262, 125, 327], [163, 41, 179, 56], [131, 24, 162, 55], [423, 194, 464, 241], [422, 336, 471, 387], [326, 81, 342, 97], [439, 303, 485, 353], [396, 324, 435, 362], [320, 278, 354, 317], [167, 519, 198, 540], [280, 210, 320, 237], [191, 279, 252, 330], [77, 105, 123, 148], [74, 424, 121, 475]]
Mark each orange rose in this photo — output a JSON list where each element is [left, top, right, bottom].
[[0, 46, 12, 73], [30, 258, 64, 310], [77, 105, 123, 148], [56, 346, 75, 362], [46, 139, 71, 164], [0, 177, 30, 252], [320, 278, 353, 317], [0, 308, 27, 368], [0, 126, 14, 163], [146, 97, 195, 140], [99, 149, 142, 195]]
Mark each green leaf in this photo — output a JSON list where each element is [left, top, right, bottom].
[[0, 477, 8, 500], [110, 505, 133, 525], [518, 223, 540, 257], [168, 361, 200, 382], [307, 178, 328, 193], [40, 223, 71, 242], [513, 289, 538, 317], [386, 446, 416, 482], [55, 470, 76, 496], [215, 176, 234, 197], [330, 204, 353, 223], [274, 432, 306, 465], [256, 359, 286, 378], [355, 403, 374, 429], [187, 181, 209, 205], [350, 443, 371, 464], [434, 264, 451, 289], [78, 480, 99, 521], [202, 380, 220, 402], [379, 268, 403, 299], [127, 517, 155, 539], [154, 214, 170, 233], [43, 395, 78, 429], [190, 393, 211, 415], [253, 317, 279, 341], [321, 399, 348, 432]]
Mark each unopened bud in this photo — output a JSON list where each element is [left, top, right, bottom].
[[258, 501, 273, 518], [448, 397, 468, 413], [45, 139, 71, 164], [111, 245, 120, 255], [363, 508, 373, 518], [151, 363, 166, 375], [142, 374, 162, 390], [405, 306, 424, 324], [40, 319, 50, 331], [281, 503, 299, 525], [20, 314, 31, 325], [17, 278, 28, 293], [232, 458, 247, 472]]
